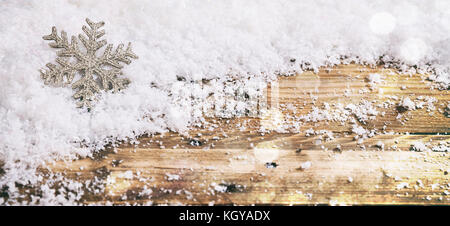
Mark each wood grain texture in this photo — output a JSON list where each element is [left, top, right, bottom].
[[269, 64, 449, 133], [42, 64, 450, 205]]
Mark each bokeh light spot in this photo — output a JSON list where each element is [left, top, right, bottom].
[[253, 141, 280, 163], [399, 38, 428, 64]]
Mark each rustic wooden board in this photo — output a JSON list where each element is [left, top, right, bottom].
[[41, 64, 450, 205], [269, 64, 449, 133], [48, 134, 449, 205]]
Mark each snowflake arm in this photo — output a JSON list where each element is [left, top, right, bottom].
[[78, 18, 107, 56], [101, 43, 139, 69], [43, 27, 83, 59], [94, 68, 130, 92], [40, 60, 77, 85], [41, 28, 81, 85]]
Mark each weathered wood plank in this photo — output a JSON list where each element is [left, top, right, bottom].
[[269, 64, 449, 133], [38, 64, 450, 205], [47, 133, 450, 205]]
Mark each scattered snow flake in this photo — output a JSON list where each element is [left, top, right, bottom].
[[410, 142, 430, 152], [299, 161, 312, 170], [367, 73, 382, 84], [165, 173, 181, 181], [374, 141, 385, 150], [347, 177, 354, 183], [398, 97, 416, 112], [396, 182, 410, 190], [265, 162, 278, 169], [118, 170, 134, 179]]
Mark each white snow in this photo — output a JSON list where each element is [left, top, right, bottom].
[[300, 161, 312, 170], [347, 177, 354, 183], [410, 142, 430, 152], [352, 125, 368, 137], [165, 173, 181, 181], [400, 38, 429, 64], [396, 182, 409, 190], [118, 170, 134, 179], [0, 0, 450, 205], [369, 12, 396, 35], [399, 97, 416, 111], [367, 73, 382, 84]]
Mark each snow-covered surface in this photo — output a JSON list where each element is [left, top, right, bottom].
[[0, 0, 450, 205]]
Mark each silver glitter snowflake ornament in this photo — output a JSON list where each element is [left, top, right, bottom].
[[40, 18, 138, 108]]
